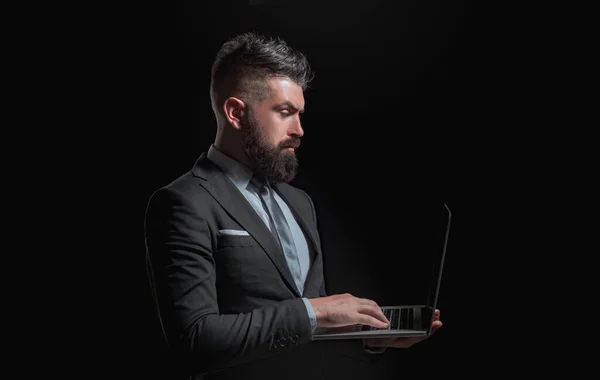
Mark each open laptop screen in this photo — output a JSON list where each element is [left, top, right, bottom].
[[425, 204, 451, 310]]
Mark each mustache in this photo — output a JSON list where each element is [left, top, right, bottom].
[[279, 137, 301, 149]]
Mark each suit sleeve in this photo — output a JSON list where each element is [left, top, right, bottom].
[[144, 187, 313, 374]]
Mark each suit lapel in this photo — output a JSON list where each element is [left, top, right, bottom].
[[273, 182, 323, 293], [192, 153, 302, 297]]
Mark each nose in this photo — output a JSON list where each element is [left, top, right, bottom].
[[291, 117, 304, 137]]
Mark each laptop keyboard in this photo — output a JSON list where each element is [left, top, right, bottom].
[[362, 307, 414, 331]]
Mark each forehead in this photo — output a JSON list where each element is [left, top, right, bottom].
[[263, 77, 305, 109]]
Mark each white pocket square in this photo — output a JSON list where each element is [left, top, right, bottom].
[[219, 229, 250, 236]]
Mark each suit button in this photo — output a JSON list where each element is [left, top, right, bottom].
[[280, 338, 288, 347], [294, 334, 299, 340], [274, 341, 281, 348], [289, 336, 297, 344]]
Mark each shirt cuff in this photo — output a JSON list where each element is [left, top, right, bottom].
[[302, 297, 317, 332]]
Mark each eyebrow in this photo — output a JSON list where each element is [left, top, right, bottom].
[[275, 101, 305, 114]]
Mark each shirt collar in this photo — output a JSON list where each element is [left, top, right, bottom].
[[207, 144, 255, 193]]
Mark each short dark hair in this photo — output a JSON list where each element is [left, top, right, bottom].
[[210, 32, 314, 113]]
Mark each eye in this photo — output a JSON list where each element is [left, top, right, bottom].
[[280, 110, 291, 117]]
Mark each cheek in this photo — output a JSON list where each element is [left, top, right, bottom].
[[263, 118, 287, 144]]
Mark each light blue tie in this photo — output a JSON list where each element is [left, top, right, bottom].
[[251, 176, 304, 295]]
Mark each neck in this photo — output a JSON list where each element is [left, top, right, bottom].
[[213, 137, 253, 170]]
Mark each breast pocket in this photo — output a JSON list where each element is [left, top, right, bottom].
[[215, 235, 267, 282], [216, 234, 260, 249], [215, 234, 270, 284]]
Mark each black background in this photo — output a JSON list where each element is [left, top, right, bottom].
[[95, 1, 527, 378]]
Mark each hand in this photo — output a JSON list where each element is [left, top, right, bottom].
[[363, 309, 443, 349], [308, 293, 390, 329]]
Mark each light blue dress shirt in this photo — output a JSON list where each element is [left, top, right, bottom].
[[207, 145, 318, 333]]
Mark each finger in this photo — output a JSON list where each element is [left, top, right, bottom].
[[434, 309, 440, 320], [364, 338, 396, 348], [359, 314, 389, 329], [430, 320, 443, 333], [356, 298, 390, 324], [357, 304, 390, 325], [388, 337, 424, 349], [357, 298, 383, 310], [363, 339, 383, 348]]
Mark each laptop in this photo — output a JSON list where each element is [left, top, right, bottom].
[[312, 203, 452, 340]]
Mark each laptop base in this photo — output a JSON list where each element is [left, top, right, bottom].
[[312, 305, 432, 341]]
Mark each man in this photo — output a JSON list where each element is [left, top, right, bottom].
[[144, 32, 442, 380]]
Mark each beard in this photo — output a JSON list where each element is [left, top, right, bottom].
[[241, 114, 300, 184]]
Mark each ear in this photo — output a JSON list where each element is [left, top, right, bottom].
[[223, 97, 246, 130]]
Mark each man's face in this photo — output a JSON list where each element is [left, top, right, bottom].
[[241, 77, 305, 184]]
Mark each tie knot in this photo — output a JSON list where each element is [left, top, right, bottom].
[[250, 175, 269, 195]]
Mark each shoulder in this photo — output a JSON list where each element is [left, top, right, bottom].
[[146, 170, 209, 212]]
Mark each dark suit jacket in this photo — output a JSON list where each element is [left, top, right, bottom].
[[145, 153, 385, 380]]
